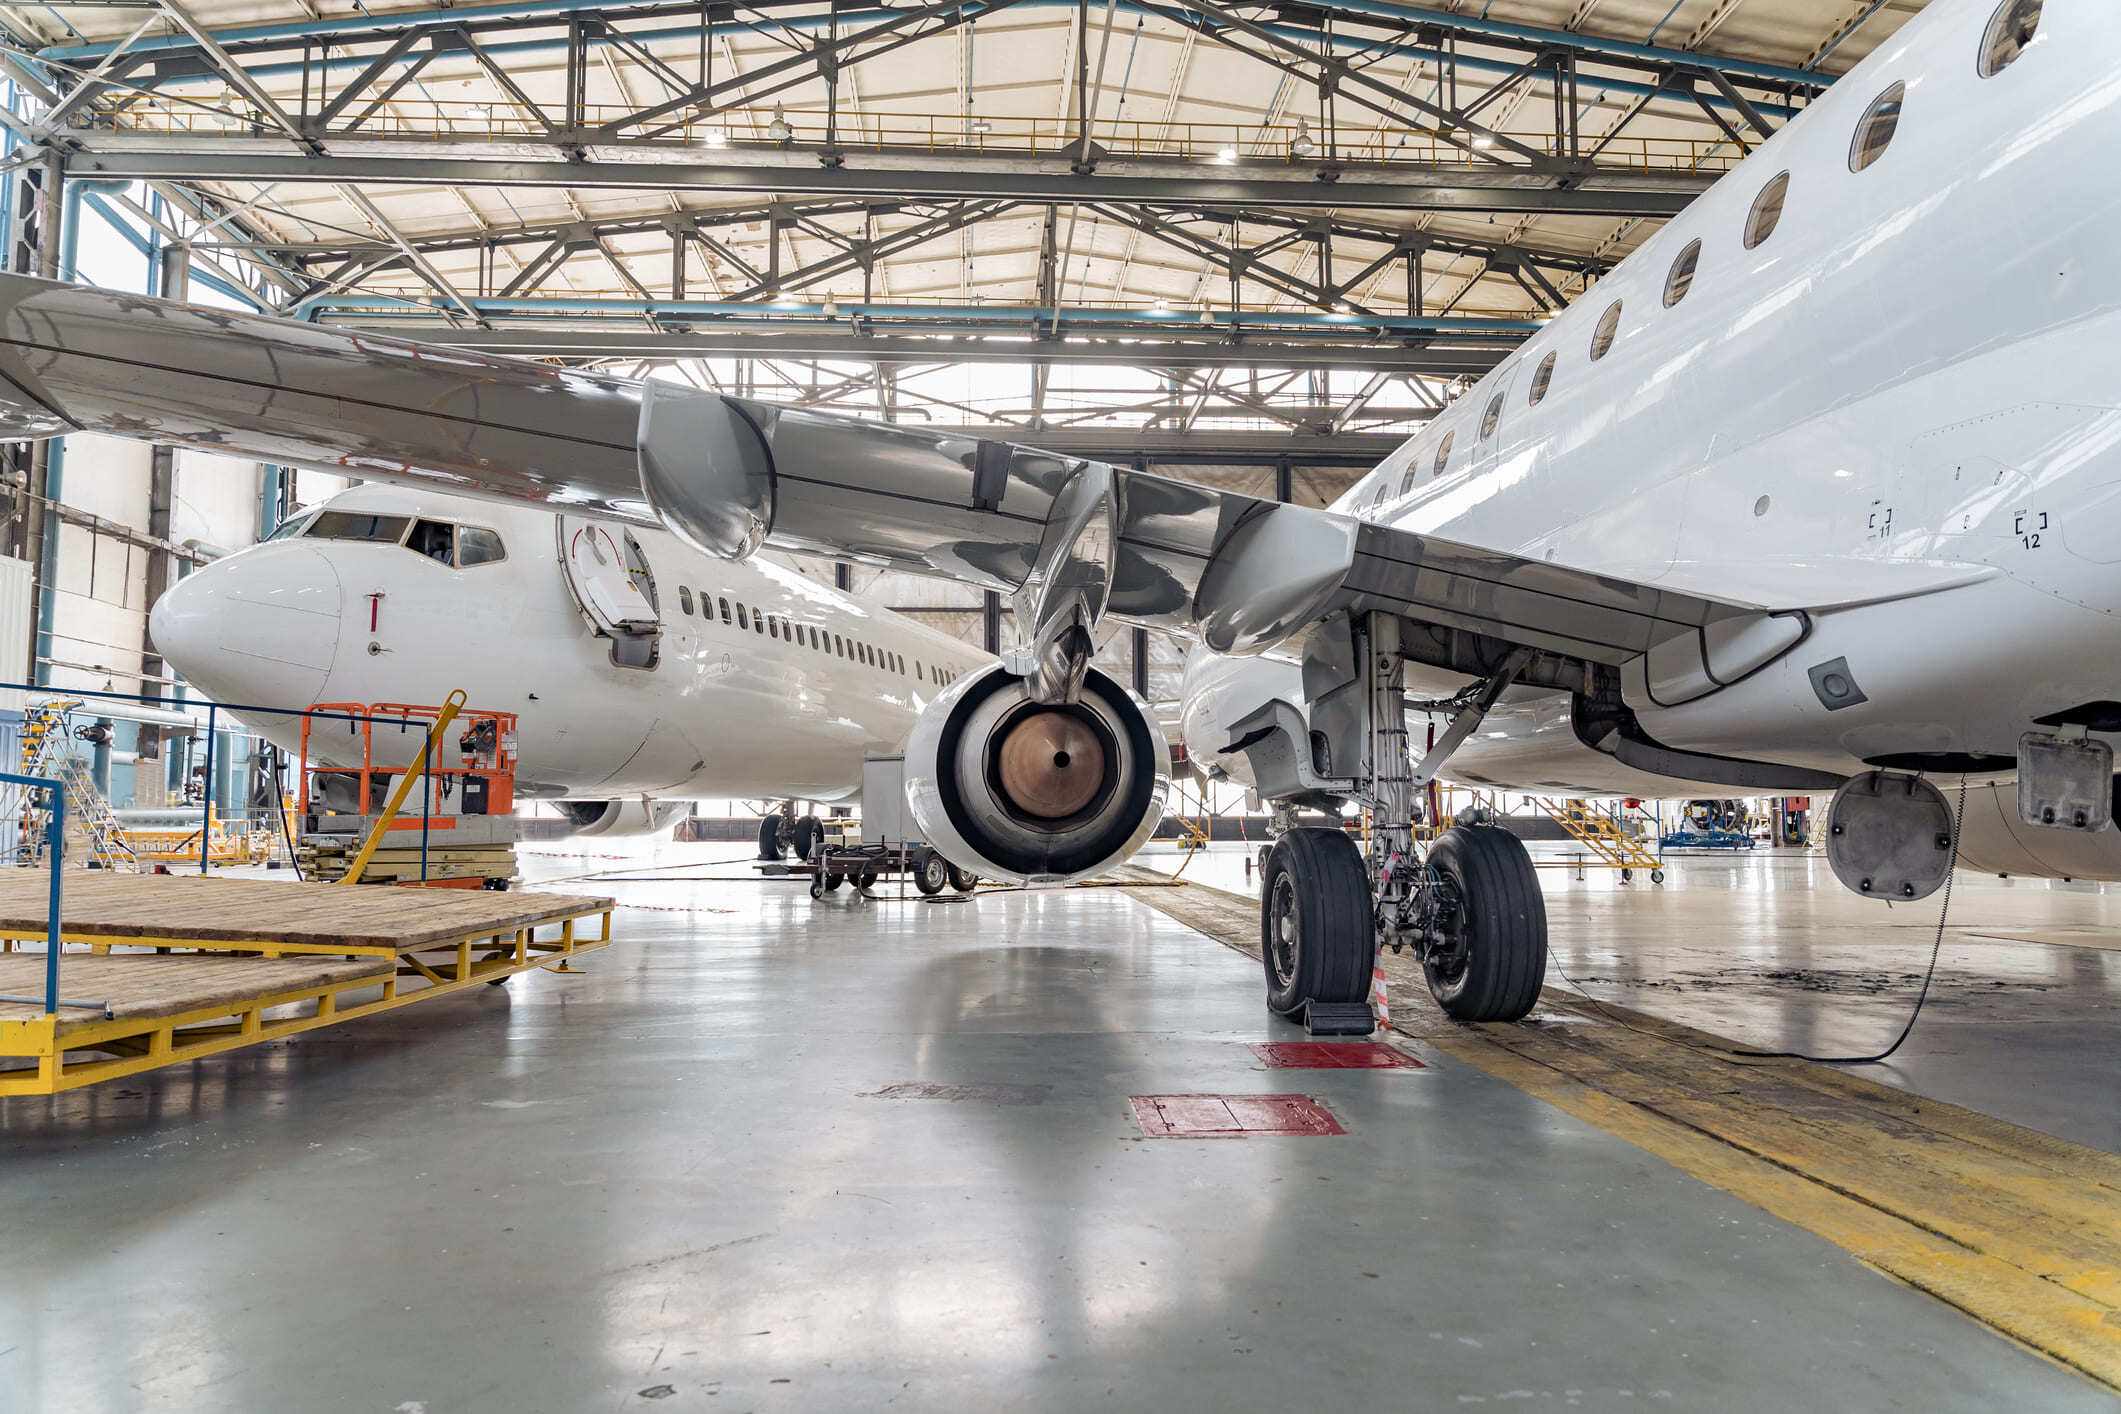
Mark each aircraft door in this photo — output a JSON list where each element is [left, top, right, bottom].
[[558, 515, 662, 669]]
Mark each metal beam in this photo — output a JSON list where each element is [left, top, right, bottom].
[[338, 324, 1512, 372], [65, 145, 1712, 216]]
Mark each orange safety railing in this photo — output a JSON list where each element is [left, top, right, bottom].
[[299, 700, 518, 822]]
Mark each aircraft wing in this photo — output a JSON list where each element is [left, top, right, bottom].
[[0, 274, 1793, 704]]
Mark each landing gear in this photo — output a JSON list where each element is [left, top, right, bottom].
[[759, 812, 822, 861], [946, 861, 979, 893], [1419, 824, 1547, 1022], [1260, 828, 1373, 1018], [914, 848, 951, 896]]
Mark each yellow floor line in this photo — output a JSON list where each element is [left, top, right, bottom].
[[1114, 872, 2121, 1391]]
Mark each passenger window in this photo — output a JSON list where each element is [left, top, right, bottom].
[[457, 526, 505, 566], [1528, 352, 1557, 406], [1589, 301, 1622, 361], [1433, 431, 1455, 475], [833, 633, 843, 656], [1849, 83, 1904, 171], [678, 586, 694, 616], [736, 604, 748, 629], [1663, 239, 1701, 307], [754, 611, 765, 635], [1979, 0, 2042, 77], [407, 519, 455, 565], [768, 617, 779, 640], [1744, 172, 1790, 250], [719, 597, 731, 623], [1480, 394, 1503, 440], [307, 511, 410, 544]]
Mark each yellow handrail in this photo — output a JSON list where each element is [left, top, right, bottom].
[[336, 690, 467, 886]]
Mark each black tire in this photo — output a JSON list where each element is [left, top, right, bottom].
[[1259, 827, 1373, 1016], [789, 815, 823, 862], [946, 862, 978, 893], [809, 872, 826, 900], [1651, 868, 1666, 885], [856, 869, 878, 894], [914, 849, 950, 895], [823, 872, 845, 892], [757, 815, 784, 860], [1423, 824, 1547, 1022]]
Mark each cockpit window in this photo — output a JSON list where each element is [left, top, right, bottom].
[[264, 511, 316, 542], [458, 526, 506, 566], [306, 511, 410, 544], [408, 519, 455, 565]]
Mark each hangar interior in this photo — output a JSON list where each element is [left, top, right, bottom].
[[10, 0, 2121, 1408]]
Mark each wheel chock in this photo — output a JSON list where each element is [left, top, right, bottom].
[[1303, 1001, 1376, 1036]]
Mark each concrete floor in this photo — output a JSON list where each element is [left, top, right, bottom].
[[2, 844, 2116, 1411]]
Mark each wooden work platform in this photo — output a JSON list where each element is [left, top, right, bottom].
[[0, 871, 615, 1097], [0, 870, 606, 957]]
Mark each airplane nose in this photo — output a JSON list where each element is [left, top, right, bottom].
[[149, 545, 343, 709]]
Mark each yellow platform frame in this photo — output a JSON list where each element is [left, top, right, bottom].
[[0, 906, 613, 1097]]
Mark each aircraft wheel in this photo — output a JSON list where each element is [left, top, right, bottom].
[[1422, 824, 1547, 1022], [946, 861, 979, 893], [757, 815, 785, 860], [789, 815, 823, 862], [1259, 827, 1372, 1016], [914, 849, 950, 896]]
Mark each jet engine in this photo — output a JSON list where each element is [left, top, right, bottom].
[[905, 662, 1171, 884], [556, 797, 691, 838], [1953, 780, 2121, 881]]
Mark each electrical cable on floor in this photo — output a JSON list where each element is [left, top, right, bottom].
[[1548, 779, 1969, 1069], [269, 752, 304, 882], [1729, 775, 1967, 1066]]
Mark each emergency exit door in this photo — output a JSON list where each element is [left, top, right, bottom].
[[558, 516, 662, 668]]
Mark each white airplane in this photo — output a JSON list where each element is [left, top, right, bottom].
[[147, 483, 992, 863], [0, 0, 2101, 1028]]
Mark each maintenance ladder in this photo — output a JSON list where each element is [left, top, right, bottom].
[[17, 701, 134, 873], [1526, 796, 1663, 874]]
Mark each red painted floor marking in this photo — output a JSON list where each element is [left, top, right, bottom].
[[1129, 1094, 1345, 1137], [1250, 1041, 1425, 1070]]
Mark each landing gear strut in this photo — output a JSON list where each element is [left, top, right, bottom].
[[1255, 614, 1550, 1027]]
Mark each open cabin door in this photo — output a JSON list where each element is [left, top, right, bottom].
[[558, 515, 662, 669]]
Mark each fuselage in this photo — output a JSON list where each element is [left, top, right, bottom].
[[1193, 0, 2121, 799], [149, 485, 990, 802]]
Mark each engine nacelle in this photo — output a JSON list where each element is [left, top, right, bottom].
[[906, 662, 1171, 884], [556, 797, 690, 838], [1954, 779, 2121, 881]]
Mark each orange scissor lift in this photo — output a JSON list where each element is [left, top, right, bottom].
[[298, 701, 521, 888]]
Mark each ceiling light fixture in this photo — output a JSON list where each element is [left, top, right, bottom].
[[767, 103, 793, 142], [1215, 143, 1238, 163], [1154, 297, 1172, 313], [823, 296, 839, 317], [969, 117, 992, 135], [702, 129, 729, 149], [1470, 132, 1496, 150], [1290, 119, 1316, 157]]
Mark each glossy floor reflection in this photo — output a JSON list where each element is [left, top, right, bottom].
[[0, 840, 2109, 1411], [1154, 840, 2121, 1153]]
